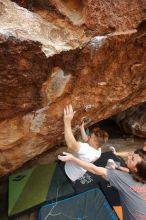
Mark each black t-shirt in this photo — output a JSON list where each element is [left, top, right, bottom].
[[134, 148, 146, 155]]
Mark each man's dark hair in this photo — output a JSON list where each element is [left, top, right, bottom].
[[135, 148, 146, 156], [131, 155, 146, 183]]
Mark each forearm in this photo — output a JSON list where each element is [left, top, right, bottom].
[[80, 127, 89, 142], [64, 121, 79, 151], [117, 166, 129, 173], [115, 151, 129, 158], [72, 156, 107, 177]]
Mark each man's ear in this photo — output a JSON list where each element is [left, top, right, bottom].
[[133, 166, 137, 173]]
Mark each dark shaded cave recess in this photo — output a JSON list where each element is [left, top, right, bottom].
[[90, 102, 146, 139]]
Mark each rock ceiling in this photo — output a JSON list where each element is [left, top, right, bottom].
[[0, 0, 146, 175]]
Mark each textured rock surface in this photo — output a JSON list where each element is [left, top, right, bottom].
[[114, 102, 146, 138], [0, 0, 146, 175], [11, 0, 146, 33]]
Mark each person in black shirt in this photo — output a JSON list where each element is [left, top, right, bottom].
[[110, 141, 146, 158]]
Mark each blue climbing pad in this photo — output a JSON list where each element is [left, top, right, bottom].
[[38, 188, 118, 220]]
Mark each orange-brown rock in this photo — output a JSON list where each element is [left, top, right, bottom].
[[114, 102, 146, 138], [0, 0, 146, 175], [11, 0, 146, 34]]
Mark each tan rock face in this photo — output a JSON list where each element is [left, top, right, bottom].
[[0, 0, 146, 175], [114, 102, 146, 138]]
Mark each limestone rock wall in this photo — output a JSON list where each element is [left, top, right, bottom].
[[0, 0, 146, 175]]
